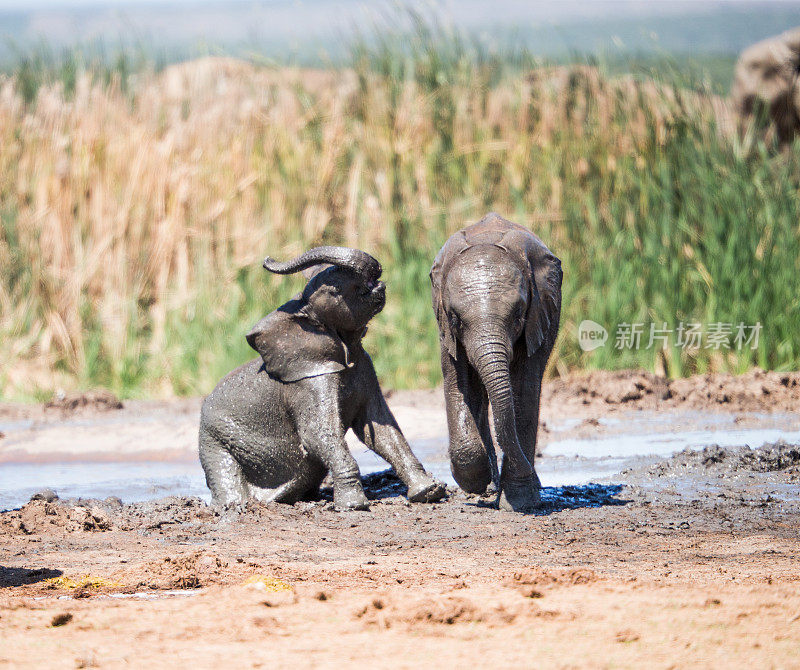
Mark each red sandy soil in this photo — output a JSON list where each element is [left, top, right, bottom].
[[2, 488, 800, 669]]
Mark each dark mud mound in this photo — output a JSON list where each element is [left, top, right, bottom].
[[1, 495, 215, 536], [559, 370, 670, 405], [1, 499, 114, 535], [117, 496, 217, 530], [129, 552, 239, 589], [545, 369, 800, 413], [619, 441, 800, 531], [44, 390, 123, 414], [637, 441, 800, 478]]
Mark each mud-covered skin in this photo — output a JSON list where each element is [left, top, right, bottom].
[[732, 27, 800, 146], [430, 213, 562, 513], [200, 246, 445, 511]]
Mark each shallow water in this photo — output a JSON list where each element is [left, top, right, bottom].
[[0, 462, 209, 511], [2, 422, 799, 511], [544, 428, 800, 459]]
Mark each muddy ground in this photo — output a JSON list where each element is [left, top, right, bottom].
[[1, 370, 800, 668], [2, 368, 799, 464]]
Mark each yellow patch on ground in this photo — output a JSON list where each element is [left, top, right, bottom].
[[241, 575, 292, 592], [43, 575, 122, 590]]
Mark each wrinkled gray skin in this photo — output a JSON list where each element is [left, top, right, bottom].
[[732, 27, 800, 146], [199, 246, 446, 511], [430, 214, 562, 513]]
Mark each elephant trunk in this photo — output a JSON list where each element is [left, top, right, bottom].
[[466, 331, 532, 480], [263, 246, 382, 280]]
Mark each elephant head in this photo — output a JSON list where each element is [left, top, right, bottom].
[[732, 27, 800, 145], [247, 246, 386, 382], [430, 214, 562, 512], [431, 216, 562, 368]]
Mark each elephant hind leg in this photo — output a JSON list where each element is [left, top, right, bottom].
[[199, 430, 249, 509], [249, 458, 327, 505]]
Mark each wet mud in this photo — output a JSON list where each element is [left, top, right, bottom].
[[2, 372, 800, 667], [632, 440, 800, 476], [2, 448, 800, 667]]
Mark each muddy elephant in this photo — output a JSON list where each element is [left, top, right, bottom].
[[732, 27, 800, 145], [430, 213, 562, 513], [199, 246, 446, 511]]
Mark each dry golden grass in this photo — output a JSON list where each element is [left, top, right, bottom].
[[0, 54, 795, 398]]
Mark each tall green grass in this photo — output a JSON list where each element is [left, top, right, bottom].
[[0, 24, 798, 400]]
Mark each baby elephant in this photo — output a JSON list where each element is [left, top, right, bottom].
[[200, 246, 446, 511], [430, 213, 562, 513]]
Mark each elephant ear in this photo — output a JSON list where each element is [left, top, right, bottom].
[[430, 247, 458, 360], [524, 248, 563, 358], [246, 307, 350, 382]]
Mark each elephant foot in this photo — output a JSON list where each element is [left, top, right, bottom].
[[498, 477, 541, 514], [407, 475, 447, 503], [333, 485, 370, 511]]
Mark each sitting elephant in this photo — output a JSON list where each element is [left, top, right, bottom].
[[430, 214, 562, 513], [199, 246, 445, 511], [732, 27, 800, 146]]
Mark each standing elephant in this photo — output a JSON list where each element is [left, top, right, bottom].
[[199, 246, 445, 511], [430, 214, 562, 513], [732, 27, 800, 146]]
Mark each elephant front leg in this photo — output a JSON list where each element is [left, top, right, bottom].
[[294, 379, 370, 511], [441, 350, 494, 495], [352, 390, 446, 503], [301, 434, 369, 510]]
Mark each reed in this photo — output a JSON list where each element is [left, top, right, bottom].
[[1, 29, 798, 399]]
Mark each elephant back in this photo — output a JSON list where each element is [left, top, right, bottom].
[[432, 212, 558, 283]]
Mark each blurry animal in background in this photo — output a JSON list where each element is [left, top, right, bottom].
[[732, 27, 800, 146], [430, 214, 562, 513], [199, 246, 445, 511]]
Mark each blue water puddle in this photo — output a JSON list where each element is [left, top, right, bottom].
[[0, 462, 210, 511], [544, 428, 800, 459], [2, 424, 799, 512], [0, 420, 34, 433]]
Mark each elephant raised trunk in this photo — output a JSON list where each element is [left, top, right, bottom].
[[263, 246, 382, 280]]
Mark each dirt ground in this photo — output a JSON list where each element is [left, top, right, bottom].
[[1, 369, 800, 668]]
